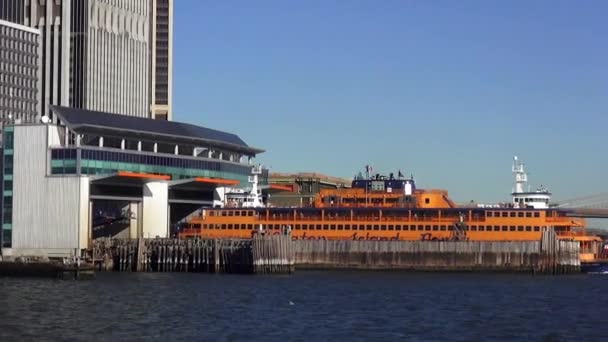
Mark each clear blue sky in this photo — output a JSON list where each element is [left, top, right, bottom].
[[173, 0, 607, 203]]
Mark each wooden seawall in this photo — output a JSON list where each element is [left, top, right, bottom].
[[293, 229, 580, 274], [88, 229, 579, 274], [90, 234, 294, 274], [252, 234, 294, 274]]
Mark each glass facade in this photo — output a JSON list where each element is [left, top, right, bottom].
[[0, 22, 40, 129], [154, 0, 170, 105], [50, 147, 256, 185], [2, 127, 13, 247]]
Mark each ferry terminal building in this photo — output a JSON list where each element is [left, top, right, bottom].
[[0, 106, 265, 257]]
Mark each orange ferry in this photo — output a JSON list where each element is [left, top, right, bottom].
[[179, 158, 603, 257]]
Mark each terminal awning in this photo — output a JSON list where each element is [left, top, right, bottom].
[[194, 177, 239, 186], [91, 171, 170, 186], [260, 184, 294, 194], [169, 177, 240, 191]]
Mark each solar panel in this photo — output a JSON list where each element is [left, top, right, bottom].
[[50, 106, 257, 151]]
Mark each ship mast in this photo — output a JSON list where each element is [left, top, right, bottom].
[[512, 156, 527, 194]]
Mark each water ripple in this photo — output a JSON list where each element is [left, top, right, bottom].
[[0, 272, 607, 341]]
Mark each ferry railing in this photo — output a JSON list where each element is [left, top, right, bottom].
[[259, 215, 489, 223], [545, 217, 572, 223]]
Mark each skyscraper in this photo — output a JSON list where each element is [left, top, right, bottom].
[[19, 0, 151, 119], [0, 19, 41, 131], [1, 1, 173, 121], [150, 0, 172, 120], [0, 0, 25, 24]]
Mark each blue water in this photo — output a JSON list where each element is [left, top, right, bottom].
[[0, 272, 607, 341]]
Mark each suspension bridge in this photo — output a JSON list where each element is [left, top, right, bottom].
[[555, 193, 608, 219]]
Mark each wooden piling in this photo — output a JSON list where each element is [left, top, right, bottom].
[[88, 229, 579, 275]]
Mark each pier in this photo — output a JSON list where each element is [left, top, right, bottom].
[[0, 256, 95, 280], [90, 233, 294, 274], [293, 229, 580, 274], [86, 229, 579, 275]]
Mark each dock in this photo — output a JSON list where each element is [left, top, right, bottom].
[[90, 233, 294, 274], [87, 229, 579, 275], [0, 256, 95, 280]]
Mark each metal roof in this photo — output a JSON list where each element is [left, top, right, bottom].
[[50, 106, 264, 155]]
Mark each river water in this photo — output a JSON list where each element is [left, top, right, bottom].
[[0, 271, 607, 341]]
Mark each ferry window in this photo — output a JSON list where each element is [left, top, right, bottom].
[[323, 225, 329, 230], [525, 226, 532, 232], [487, 212, 493, 217], [517, 226, 524, 231], [388, 225, 394, 231], [534, 212, 540, 218], [295, 225, 301, 230], [510, 212, 516, 217], [440, 225, 447, 231], [247, 224, 252, 230], [366, 225, 373, 231], [357, 224, 364, 230], [493, 226, 500, 231], [373, 225, 380, 231], [417, 225, 424, 231], [501, 226, 507, 231], [502, 212, 508, 218], [234, 212, 240, 217], [396, 225, 402, 231], [510, 226, 516, 231], [229, 211, 235, 217], [330, 225, 336, 230], [424, 225, 430, 231], [221, 224, 227, 230], [525, 212, 532, 218], [480, 225, 485, 231], [337, 225, 343, 230], [432, 225, 438, 231], [228, 224, 234, 229], [221, 211, 227, 217], [242, 224, 247, 230], [534, 226, 540, 231], [209, 211, 215, 217], [471, 226, 478, 231], [316, 224, 322, 230], [517, 212, 524, 218], [425, 198, 430, 204], [381, 225, 387, 231], [345, 225, 351, 230]]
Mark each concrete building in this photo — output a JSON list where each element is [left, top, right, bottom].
[[268, 172, 351, 207], [16, 0, 151, 119], [1, 106, 264, 256], [0, 0, 25, 24], [150, 0, 172, 120], [0, 19, 41, 133]]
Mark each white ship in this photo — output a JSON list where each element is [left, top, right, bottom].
[[511, 156, 551, 209], [213, 165, 265, 208]]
